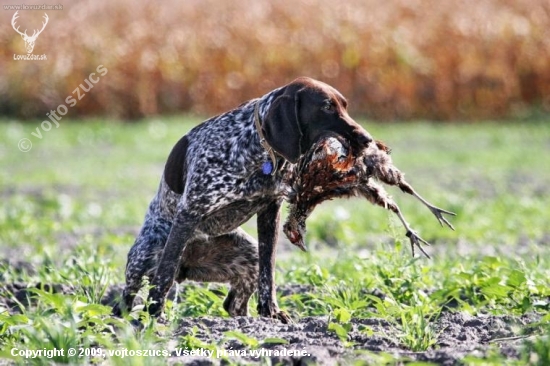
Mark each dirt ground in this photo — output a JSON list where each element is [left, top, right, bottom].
[[168, 311, 537, 365], [1, 281, 540, 365]]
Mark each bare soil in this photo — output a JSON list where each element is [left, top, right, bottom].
[[168, 311, 537, 365], [1, 281, 540, 365]]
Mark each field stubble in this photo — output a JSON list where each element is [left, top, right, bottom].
[[1, 0, 550, 120]]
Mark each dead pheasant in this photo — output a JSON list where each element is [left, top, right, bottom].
[[283, 135, 455, 258]]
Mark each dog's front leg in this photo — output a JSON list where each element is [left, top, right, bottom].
[[257, 199, 292, 323], [146, 210, 199, 316]]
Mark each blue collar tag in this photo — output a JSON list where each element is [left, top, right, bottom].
[[262, 161, 273, 175]]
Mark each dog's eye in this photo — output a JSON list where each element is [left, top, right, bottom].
[[322, 101, 334, 111]]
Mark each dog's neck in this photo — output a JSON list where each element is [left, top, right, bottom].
[[253, 101, 279, 176]]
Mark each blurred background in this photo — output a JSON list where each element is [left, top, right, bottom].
[[1, 0, 549, 121]]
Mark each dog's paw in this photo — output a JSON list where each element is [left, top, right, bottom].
[[274, 310, 293, 324], [258, 304, 293, 324], [111, 303, 123, 317], [129, 318, 145, 330], [144, 290, 165, 317]]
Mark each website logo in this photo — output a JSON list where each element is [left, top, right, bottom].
[[11, 11, 48, 60]]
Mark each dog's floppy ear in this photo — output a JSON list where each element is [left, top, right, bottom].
[[263, 94, 303, 163], [164, 135, 188, 194]]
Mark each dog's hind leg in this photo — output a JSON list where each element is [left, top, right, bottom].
[[177, 228, 258, 316]]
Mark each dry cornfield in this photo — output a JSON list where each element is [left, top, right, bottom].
[[1, 0, 549, 120]]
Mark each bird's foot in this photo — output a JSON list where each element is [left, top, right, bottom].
[[428, 205, 456, 230], [406, 230, 431, 259]]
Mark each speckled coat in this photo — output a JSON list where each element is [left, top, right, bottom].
[[112, 77, 373, 322]]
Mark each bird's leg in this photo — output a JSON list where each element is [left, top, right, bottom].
[[396, 180, 456, 231], [367, 158, 456, 230], [394, 205, 432, 259], [359, 182, 431, 258]]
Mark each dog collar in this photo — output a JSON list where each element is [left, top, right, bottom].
[[254, 101, 279, 176]]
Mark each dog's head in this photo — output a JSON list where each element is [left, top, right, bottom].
[[263, 77, 372, 163]]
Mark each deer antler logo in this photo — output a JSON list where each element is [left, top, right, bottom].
[[11, 11, 49, 54]]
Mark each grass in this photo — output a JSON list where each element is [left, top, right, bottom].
[[0, 118, 549, 364]]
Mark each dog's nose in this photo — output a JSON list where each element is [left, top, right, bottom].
[[357, 133, 372, 147]]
